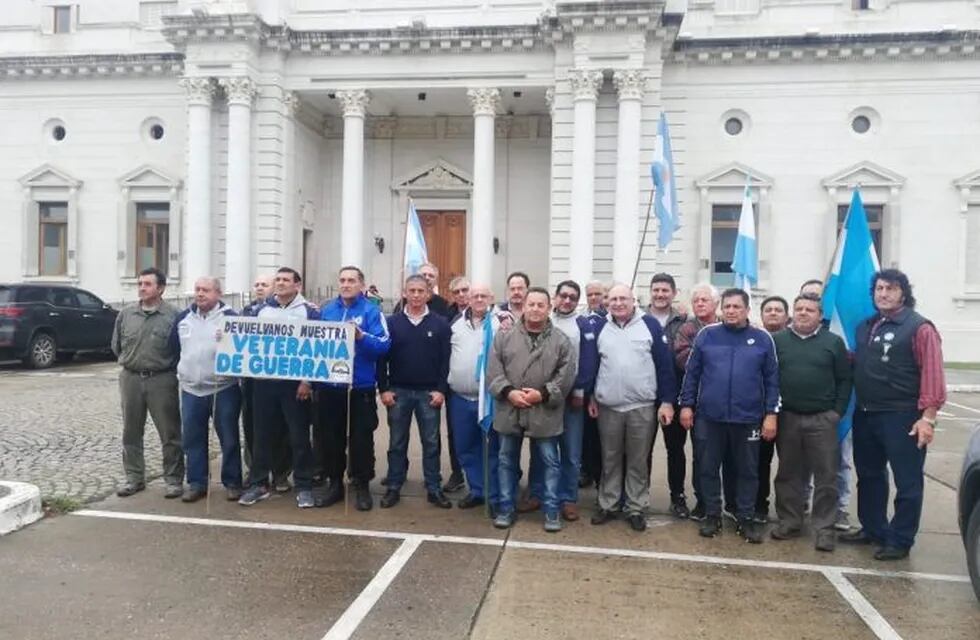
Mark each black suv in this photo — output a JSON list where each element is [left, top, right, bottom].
[[0, 284, 118, 368], [960, 425, 980, 601]]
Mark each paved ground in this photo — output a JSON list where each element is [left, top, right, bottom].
[[0, 360, 978, 639]]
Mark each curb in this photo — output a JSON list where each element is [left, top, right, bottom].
[[0, 481, 43, 536], [948, 384, 980, 394]]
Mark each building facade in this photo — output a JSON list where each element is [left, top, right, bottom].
[[2, 0, 980, 357]]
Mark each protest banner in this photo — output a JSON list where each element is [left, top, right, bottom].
[[214, 316, 355, 385]]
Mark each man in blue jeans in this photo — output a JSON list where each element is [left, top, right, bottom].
[[488, 287, 575, 532], [378, 275, 453, 509], [170, 276, 243, 502], [447, 283, 502, 513]]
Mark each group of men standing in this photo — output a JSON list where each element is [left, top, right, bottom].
[[112, 261, 944, 561]]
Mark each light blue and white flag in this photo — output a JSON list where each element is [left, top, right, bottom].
[[476, 313, 495, 434], [731, 181, 758, 292], [822, 189, 880, 440], [404, 199, 428, 277], [651, 112, 680, 250]]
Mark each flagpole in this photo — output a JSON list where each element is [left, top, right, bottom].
[[630, 188, 656, 290]]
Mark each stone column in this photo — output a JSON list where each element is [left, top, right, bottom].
[[219, 77, 257, 294], [612, 70, 645, 284], [568, 69, 603, 287], [281, 91, 300, 268], [337, 89, 370, 268], [179, 77, 215, 287], [467, 87, 500, 287]]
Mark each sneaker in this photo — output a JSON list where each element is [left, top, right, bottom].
[[164, 484, 184, 499], [238, 485, 270, 506], [274, 477, 291, 493], [116, 482, 145, 498], [752, 510, 769, 525], [427, 491, 452, 509], [181, 487, 207, 503], [628, 513, 647, 532], [699, 515, 722, 538], [493, 511, 515, 529], [689, 502, 706, 522], [815, 530, 836, 552], [316, 480, 344, 508], [737, 518, 763, 544], [225, 487, 243, 502], [442, 472, 466, 494], [669, 499, 690, 520], [834, 510, 852, 531], [544, 513, 562, 533], [296, 490, 314, 509]]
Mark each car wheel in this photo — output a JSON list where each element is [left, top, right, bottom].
[[24, 332, 56, 369], [969, 499, 980, 602]]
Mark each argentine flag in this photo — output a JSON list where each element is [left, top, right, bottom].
[[822, 189, 880, 440], [476, 313, 495, 433], [651, 112, 680, 249], [404, 199, 428, 276], [731, 182, 758, 292]]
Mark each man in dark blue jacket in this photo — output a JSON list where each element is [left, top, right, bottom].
[[316, 265, 391, 511], [679, 288, 780, 542], [378, 275, 453, 509]]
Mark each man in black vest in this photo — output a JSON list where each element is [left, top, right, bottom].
[[842, 269, 946, 560]]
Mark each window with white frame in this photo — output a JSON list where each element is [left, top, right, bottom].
[[139, 1, 178, 27], [136, 203, 170, 276], [837, 203, 884, 260], [52, 5, 73, 33], [118, 166, 181, 283], [710, 204, 739, 287], [966, 205, 980, 293], [39, 202, 68, 276]]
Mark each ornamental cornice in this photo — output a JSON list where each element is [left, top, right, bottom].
[[545, 1, 666, 42], [282, 90, 300, 116], [467, 88, 501, 117], [218, 76, 257, 106], [179, 76, 215, 105], [337, 89, 370, 118], [671, 30, 980, 66], [612, 69, 646, 101], [568, 69, 603, 101], [0, 53, 183, 80], [163, 13, 273, 49]]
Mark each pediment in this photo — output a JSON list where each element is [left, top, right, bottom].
[[695, 162, 772, 189], [953, 169, 980, 190], [822, 161, 905, 189], [392, 159, 473, 192], [18, 164, 82, 189], [118, 165, 181, 189]]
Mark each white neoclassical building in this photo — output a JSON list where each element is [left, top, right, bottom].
[[2, 0, 980, 357]]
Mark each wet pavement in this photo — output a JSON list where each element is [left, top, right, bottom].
[[0, 360, 978, 639]]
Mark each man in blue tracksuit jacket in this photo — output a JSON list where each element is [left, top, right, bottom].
[[679, 288, 780, 543], [316, 265, 391, 511]]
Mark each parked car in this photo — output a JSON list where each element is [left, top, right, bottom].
[[960, 424, 980, 601], [0, 284, 118, 368]]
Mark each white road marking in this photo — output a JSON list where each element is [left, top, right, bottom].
[[945, 400, 980, 416], [823, 570, 903, 640], [321, 536, 423, 640], [73, 509, 970, 584]]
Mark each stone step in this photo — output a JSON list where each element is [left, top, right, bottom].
[[0, 481, 43, 536]]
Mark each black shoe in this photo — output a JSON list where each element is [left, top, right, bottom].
[[457, 493, 485, 509], [699, 515, 722, 538], [442, 472, 466, 494], [874, 546, 909, 561], [354, 483, 373, 511], [628, 513, 647, 532], [689, 502, 706, 522], [379, 489, 400, 508], [738, 518, 763, 544], [316, 480, 344, 508], [839, 529, 878, 545], [669, 499, 690, 520], [116, 482, 145, 497], [181, 487, 207, 503], [427, 491, 452, 509], [578, 472, 592, 489], [591, 508, 615, 525]]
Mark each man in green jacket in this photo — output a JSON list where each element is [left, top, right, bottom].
[[488, 287, 575, 532], [111, 267, 183, 498], [770, 293, 852, 551]]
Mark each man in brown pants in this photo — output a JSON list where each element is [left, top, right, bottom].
[[771, 293, 852, 551], [112, 267, 183, 498]]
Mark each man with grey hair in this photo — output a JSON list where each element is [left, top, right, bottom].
[[170, 277, 243, 502], [442, 274, 471, 493], [582, 283, 677, 532]]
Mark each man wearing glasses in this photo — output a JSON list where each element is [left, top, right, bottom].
[[442, 275, 471, 493]]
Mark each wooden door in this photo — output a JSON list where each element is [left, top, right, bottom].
[[417, 210, 466, 295]]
